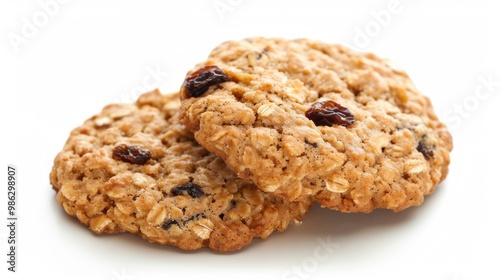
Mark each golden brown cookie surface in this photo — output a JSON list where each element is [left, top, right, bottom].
[[179, 38, 452, 212]]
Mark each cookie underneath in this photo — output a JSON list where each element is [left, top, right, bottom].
[[50, 90, 312, 252]]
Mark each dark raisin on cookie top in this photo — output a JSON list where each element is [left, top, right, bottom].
[[182, 65, 230, 98], [170, 182, 205, 198], [305, 100, 355, 127], [112, 144, 151, 164], [161, 220, 178, 230], [417, 138, 435, 160]]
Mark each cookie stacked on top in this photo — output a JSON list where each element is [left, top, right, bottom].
[[50, 38, 452, 252]]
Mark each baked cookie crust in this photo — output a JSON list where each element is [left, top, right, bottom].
[[179, 38, 452, 212]]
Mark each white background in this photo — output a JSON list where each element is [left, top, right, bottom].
[[1, 0, 500, 279]]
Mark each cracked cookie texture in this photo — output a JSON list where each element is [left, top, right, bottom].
[[50, 90, 312, 251], [179, 37, 453, 212]]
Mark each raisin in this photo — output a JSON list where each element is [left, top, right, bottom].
[[171, 182, 205, 198], [182, 65, 229, 98], [185, 213, 206, 223], [306, 100, 355, 127], [112, 144, 151, 164], [305, 139, 318, 148], [162, 220, 178, 230], [417, 141, 434, 160]]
